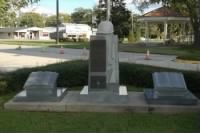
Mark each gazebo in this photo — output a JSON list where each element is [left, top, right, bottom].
[[137, 6, 191, 44]]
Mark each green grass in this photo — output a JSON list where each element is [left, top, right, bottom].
[[0, 84, 198, 132], [0, 39, 88, 46], [0, 105, 198, 132], [0, 93, 14, 109], [0, 39, 55, 46], [0, 90, 198, 132], [50, 43, 89, 49], [120, 45, 200, 61], [127, 86, 143, 91]]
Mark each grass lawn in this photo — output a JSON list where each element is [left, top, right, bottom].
[[0, 39, 88, 46], [0, 39, 55, 46], [120, 45, 200, 61], [50, 42, 89, 49], [0, 94, 199, 132]]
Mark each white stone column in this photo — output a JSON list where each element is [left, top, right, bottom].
[[181, 22, 186, 43], [138, 26, 141, 41], [164, 21, 168, 41], [17, 32, 20, 39], [183, 22, 186, 35], [145, 21, 149, 44]]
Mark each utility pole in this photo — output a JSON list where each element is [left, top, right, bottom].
[[56, 0, 59, 44], [195, 0, 200, 46], [198, 0, 200, 32], [107, 0, 111, 21]]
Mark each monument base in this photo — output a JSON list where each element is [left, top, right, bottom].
[[13, 88, 67, 102], [79, 86, 128, 103], [144, 89, 198, 105], [5, 91, 200, 113]]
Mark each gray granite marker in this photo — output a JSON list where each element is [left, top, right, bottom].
[[13, 71, 67, 102], [144, 72, 198, 105]]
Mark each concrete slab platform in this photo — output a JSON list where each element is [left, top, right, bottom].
[[80, 86, 128, 96], [4, 91, 200, 113], [13, 88, 67, 102], [144, 89, 198, 105]]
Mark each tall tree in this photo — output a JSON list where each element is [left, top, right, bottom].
[[137, 0, 200, 46], [19, 12, 44, 27], [71, 8, 93, 25], [45, 13, 71, 27], [0, 0, 39, 27], [96, 0, 131, 40]]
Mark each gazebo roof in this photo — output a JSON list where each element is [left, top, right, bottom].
[[138, 6, 190, 22], [143, 6, 187, 17]]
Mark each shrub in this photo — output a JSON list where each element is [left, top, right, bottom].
[[0, 80, 7, 94], [177, 55, 200, 61], [79, 38, 89, 42], [1, 60, 200, 97], [120, 63, 200, 95], [3, 60, 88, 92]]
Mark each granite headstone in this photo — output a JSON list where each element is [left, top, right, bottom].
[[13, 71, 67, 102], [144, 72, 198, 105]]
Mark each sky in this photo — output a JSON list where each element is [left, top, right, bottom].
[[20, 0, 161, 15]]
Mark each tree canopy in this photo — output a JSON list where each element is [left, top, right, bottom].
[[19, 12, 44, 27], [45, 13, 71, 27], [71, 8, 93, 25], [96, 0, 131, 40], [0, 0, 39, 27]]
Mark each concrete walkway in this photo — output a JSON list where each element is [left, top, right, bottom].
[[0, 44, 199, 72]]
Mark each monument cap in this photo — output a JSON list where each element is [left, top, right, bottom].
[[97, 21, 114, 34]]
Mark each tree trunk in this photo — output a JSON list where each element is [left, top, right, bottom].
[[191, 21, 200, 46], [195, 0, 200, 46], [194, 31, 200, 46]]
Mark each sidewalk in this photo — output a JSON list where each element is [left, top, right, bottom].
[[0, 44, 199, 72]]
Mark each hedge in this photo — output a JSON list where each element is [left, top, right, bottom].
[[0, 60, 199, 97]]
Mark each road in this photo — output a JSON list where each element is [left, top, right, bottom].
[[0, 44, 199, 72]]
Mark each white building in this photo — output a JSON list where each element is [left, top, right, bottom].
[[0, 27, 62, 40], [41, 27, 66, 40], [0, 27, 24, 39], [0, 24, 93, 41], [0, 27, 44, 40], [64, 23, 92, 40]]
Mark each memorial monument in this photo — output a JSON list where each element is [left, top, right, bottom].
[[13, 71, 67, 102], [144, 72, 198, 105], [89, 21, 119, 90], [80, 0, 127, 97], [5, 0, 199, 113], [80, 21, 127, 96]]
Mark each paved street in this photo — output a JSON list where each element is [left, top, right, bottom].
[[0, 44, 199, 72]]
